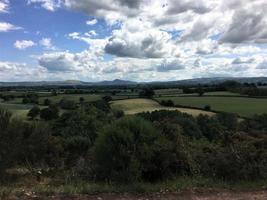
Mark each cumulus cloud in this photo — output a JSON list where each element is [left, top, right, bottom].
[[257, 60, 267, 69], [232, 57, 255, 65], [39, 38, 56, 50], [0, 61, 45, 81], [37, 50, 101, 73], [104, 23, 180, 58], [166, 0, 212, 15], [14, 40, 36, 50], [0, 22, 21, 32], [0, 0, 9, 13], [27, 0, 62, 11], [86, 19, 97, 25], [220, 1, 267, 43], [156, 59, 185, 72], [11, 0, 267, 80]]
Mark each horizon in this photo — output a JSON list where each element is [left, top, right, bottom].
[[1, 0, 267, 82]]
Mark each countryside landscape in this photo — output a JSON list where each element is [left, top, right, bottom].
[[1, 0, 267, 199]]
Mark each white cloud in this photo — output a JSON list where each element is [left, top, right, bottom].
[[0, 22, 21, 32], [0, 61, 45, 81], [0, 0, 9, 13], [9, 0, 267, 81], [220, 0, 267, 43], [14, 40, 36, 50], [27, 0, 62, 11], [257, 60, 267, 69], [86, 19, 97, 25], [39, 38, 56, 50], [156, 59, 185, 72]]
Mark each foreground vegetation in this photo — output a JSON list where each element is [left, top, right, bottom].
[[1, 81, 267, 198], [1, 95, 267, 197]]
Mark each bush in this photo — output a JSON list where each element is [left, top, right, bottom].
[[43, 98, 51, 106], [139, 88, 155, 98], [94, 116, 171, 182], [40, 105, 59, 121], [102, 95, 112, 102], [59, 98, 77, 110], [160, 100, 174, 107], [27, 106, 40, 120], [204, 105, 211, 111]]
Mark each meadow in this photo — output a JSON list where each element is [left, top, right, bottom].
[[156, 96, 267, 117], [110, 98, 214, 116]]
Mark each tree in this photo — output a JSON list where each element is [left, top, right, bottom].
[[44, 98, 51, 106], [40, 105, 59, 121], [59, 98, 76, 110], [27, 106, 40, 120], [102, 95, 112, 102], [94, 116, 162, 182], [79, 97, 85, 104], [139, 88, 155, 98], [196, 85, 204, 97]]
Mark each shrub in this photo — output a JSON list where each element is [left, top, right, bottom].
[[43, 98, 51, 106], [59, 98, 76, 110], [204, 105, 211, 111], [27, 106, 40, 120], [40, 105, 59, 121], [94, 116, 170, 182], [139, 88, 155, 98]]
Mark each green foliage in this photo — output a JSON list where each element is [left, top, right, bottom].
[[139, 88, 155, 98], [95, 116, 166, 182], [139, 110, 202, 139], [22, 93, 39, 104], [44, 98, 51, 106], [59, 98, 77, 110], [40, 105, 59, 121], [0, 109, 62, 177], [27, 106, 40, 120]]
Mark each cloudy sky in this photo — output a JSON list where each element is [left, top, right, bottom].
[[1, 0, 267, 82]]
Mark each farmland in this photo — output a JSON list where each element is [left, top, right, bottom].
[[156, 96, 267, 117], [111, 98, 214, 116], [1, 82, 267, 199]]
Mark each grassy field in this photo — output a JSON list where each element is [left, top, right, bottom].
[[110, 99, 214, 116], [39, 94, 101, 104], [154, 91, 243, 98], [156, 96, 267, 117], [0, 103, 33, 119]]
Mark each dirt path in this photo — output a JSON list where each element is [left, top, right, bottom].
[[6, 190, 267, 200]]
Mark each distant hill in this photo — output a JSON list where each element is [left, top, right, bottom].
[[0, 77, 267, 87]]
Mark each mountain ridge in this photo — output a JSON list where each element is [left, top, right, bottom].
[[1, 77, 267, 87]]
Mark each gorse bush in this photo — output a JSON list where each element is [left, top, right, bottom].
[[1, 105, 267, 184], [94, 116, 162, 182], [0, 109, 62, 178]]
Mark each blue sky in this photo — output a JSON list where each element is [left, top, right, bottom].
[[0, 0, 267, 81]]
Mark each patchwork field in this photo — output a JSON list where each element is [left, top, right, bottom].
[[156, 96, 267, 117], [0, 103, 33, 119], [110, 98, 214, 116], [39, 94, 101, 104]]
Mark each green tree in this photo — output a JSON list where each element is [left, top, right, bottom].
[[40, 105, 59, 121], [139, 88, 155, 98], [44, 98, 51, 106], [94, 116, 171, 182], [27, 106, 40, 120]]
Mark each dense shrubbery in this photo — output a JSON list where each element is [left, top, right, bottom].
[[1, 102, 267, 184]]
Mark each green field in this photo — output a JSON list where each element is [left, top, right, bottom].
[[0, 103, 33, 119], [156, 96, 267, 117], [39, 94, 101, 104], [110, 98, 214, 116]]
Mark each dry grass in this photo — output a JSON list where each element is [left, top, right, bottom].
[[110, 99, 214, 116]]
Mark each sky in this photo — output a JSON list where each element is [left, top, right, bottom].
[[0, 0, 267, 82]]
